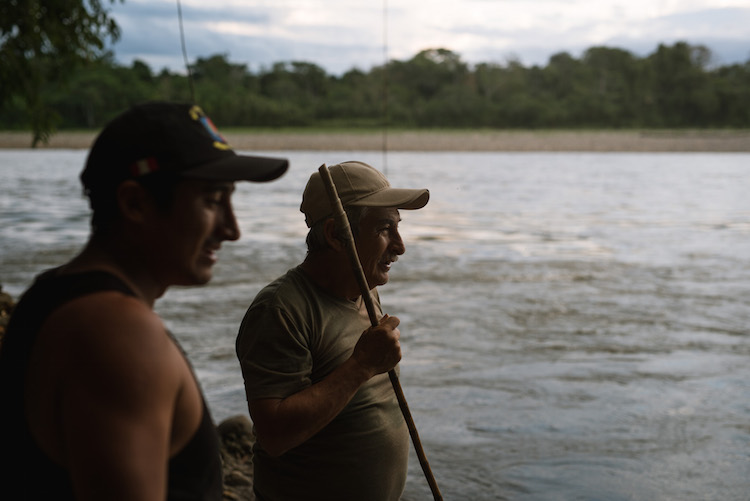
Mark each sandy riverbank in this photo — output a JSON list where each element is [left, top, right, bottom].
[[1, 129, 749, 152]]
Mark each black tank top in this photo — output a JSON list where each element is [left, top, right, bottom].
[[0, 269, 223, 500]]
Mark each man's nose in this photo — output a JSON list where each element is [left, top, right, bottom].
[[391, 230, 405, 255], [221, 206, 241, 241]]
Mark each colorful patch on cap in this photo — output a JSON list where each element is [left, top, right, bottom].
[[129, 157, 159, 177], [189, 105, 231, 151]]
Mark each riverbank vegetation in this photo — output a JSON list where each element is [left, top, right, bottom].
[[2, 43, 750, 137]]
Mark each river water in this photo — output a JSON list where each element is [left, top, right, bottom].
[[1, 149, 748, 500]]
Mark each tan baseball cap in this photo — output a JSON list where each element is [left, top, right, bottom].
[[300, 161, 429, 227]]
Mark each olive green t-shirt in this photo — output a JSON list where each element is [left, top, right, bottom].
[[236, 266, 409, 501]]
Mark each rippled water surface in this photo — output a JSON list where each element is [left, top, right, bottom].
[[1, 150, 749, 500]]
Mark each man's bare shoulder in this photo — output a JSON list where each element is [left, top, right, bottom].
[[37, 290, 182, 389], [47, 289, 161, 340], [25, 289, 200, 492]]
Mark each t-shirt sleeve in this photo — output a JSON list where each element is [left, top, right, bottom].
[[236, 301, 313, 401]]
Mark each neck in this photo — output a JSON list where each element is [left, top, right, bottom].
[[61, 235, 166, 307], [300, 252, 363, 301]]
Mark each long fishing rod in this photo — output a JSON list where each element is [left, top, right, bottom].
[[318, 164, 443, 501]]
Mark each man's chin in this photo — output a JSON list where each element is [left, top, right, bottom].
[[367, 273, 389, 289], [174, 269, 213, 287], [195, 270, 213, 285]]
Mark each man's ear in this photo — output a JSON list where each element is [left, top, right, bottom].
[[116, 180, 152, 224], [323, 217, 346, 252]]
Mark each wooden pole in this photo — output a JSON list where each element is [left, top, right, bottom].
[[318, 164, 443, 501]]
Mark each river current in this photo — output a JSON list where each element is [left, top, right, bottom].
[[1, 149, 748, 500]]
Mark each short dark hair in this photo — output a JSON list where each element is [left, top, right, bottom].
[[85, 172, 182, 236], [305, 205, 369, 253]]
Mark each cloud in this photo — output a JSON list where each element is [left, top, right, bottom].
[[107, 1, 750, 75]]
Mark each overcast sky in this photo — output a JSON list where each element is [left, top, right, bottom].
[[107, 0, 750, 75]]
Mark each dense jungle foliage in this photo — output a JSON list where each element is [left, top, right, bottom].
[[2, 43, 750, 134]]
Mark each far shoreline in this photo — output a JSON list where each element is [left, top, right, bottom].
[[1, 129, 749, 152]]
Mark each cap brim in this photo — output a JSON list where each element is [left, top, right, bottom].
[[183, 153, 288, 182], [351, 187, 430, 210]]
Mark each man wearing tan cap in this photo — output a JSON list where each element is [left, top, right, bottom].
[[236, 161, 429, 500]]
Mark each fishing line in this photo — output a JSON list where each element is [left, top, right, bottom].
[[382, 0, 389, 176], [176, 0, 196, 102]]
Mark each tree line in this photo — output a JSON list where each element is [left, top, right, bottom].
[[2, 42, 750, 135]]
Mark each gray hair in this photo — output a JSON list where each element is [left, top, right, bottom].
[[305, 205, 370, 253]]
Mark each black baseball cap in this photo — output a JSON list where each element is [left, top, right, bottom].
[[81, 101, 288, 194]]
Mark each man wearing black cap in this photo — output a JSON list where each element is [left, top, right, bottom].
[[0, 102, 288, 500], [236, 161, 429, 500]]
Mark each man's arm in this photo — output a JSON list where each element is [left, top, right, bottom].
[[29, 293, 188, 501], [249, 315, 401, 457]]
